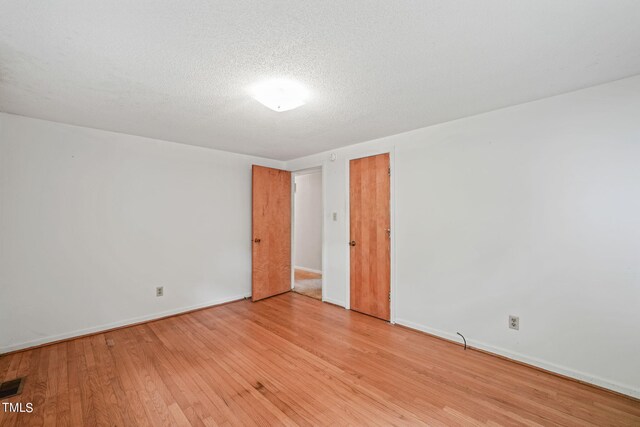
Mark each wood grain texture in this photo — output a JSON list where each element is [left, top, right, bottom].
[[1, 293, 638, 426], [294, 269, 321, 281], [293, 269, 322, 300], [252, 165, 292, 301], [350, 153, 391, 320]]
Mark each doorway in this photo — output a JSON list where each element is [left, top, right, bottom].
[[292, 168, 323, 300]]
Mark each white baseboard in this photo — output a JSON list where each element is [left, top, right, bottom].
[[322, 297, 346, 307], [395, 318, 640, 399], [294, 265, 322, 275], [0, 293, 250, 355]]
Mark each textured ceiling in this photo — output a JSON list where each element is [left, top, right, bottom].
[[1, 1, 640, 160]]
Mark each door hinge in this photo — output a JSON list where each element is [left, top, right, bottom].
[[388, 167, 391, 176], [389, 291, 391, 301]]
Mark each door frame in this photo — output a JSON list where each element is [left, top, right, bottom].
[[345, 148, 396, 323], [291, 165, 326, 302]]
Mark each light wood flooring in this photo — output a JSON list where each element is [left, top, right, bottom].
[[292, 269, 322, 300], [1, 293, 638, 426]]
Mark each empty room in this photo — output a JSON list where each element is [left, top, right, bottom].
[[1, 1, 639, 426]]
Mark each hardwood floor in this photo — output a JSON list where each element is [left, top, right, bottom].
[[293, 269, 322, 281], [1, 293, 638, 426], [293, 269, 322, 300]]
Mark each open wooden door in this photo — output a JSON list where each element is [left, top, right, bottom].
[[349, 153, 390, 320], [252, 165, 292, 301]]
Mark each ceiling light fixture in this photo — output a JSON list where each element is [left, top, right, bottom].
[[251, 79, 309, 112]]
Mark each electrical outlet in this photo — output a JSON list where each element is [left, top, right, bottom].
[[156, 286, 164, 297], [509, 315, 519, 330], [332, 212, 337, 221]]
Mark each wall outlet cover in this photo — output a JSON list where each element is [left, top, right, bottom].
[[509, 315, 519, 330]]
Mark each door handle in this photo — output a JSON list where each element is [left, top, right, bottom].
[[349, 240, 356, 247], [254, 238, 261, 243]]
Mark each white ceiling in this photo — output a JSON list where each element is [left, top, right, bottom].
[[1, 1, 640, 160]]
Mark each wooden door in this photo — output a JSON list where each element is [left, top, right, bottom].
[[252, 165, 292, 301], [349, 153, 390, 320]]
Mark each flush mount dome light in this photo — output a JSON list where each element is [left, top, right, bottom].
[[251, 79, 309, 112]]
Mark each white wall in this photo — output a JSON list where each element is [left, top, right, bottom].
[[285, 75, 640, 398], [294, 172, 322, 272], [0, 113, 283, 353], [2, 75, 639, 398]]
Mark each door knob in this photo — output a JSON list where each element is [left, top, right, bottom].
[[254, 238, 261, 243], [349, 240, 356, 247]]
